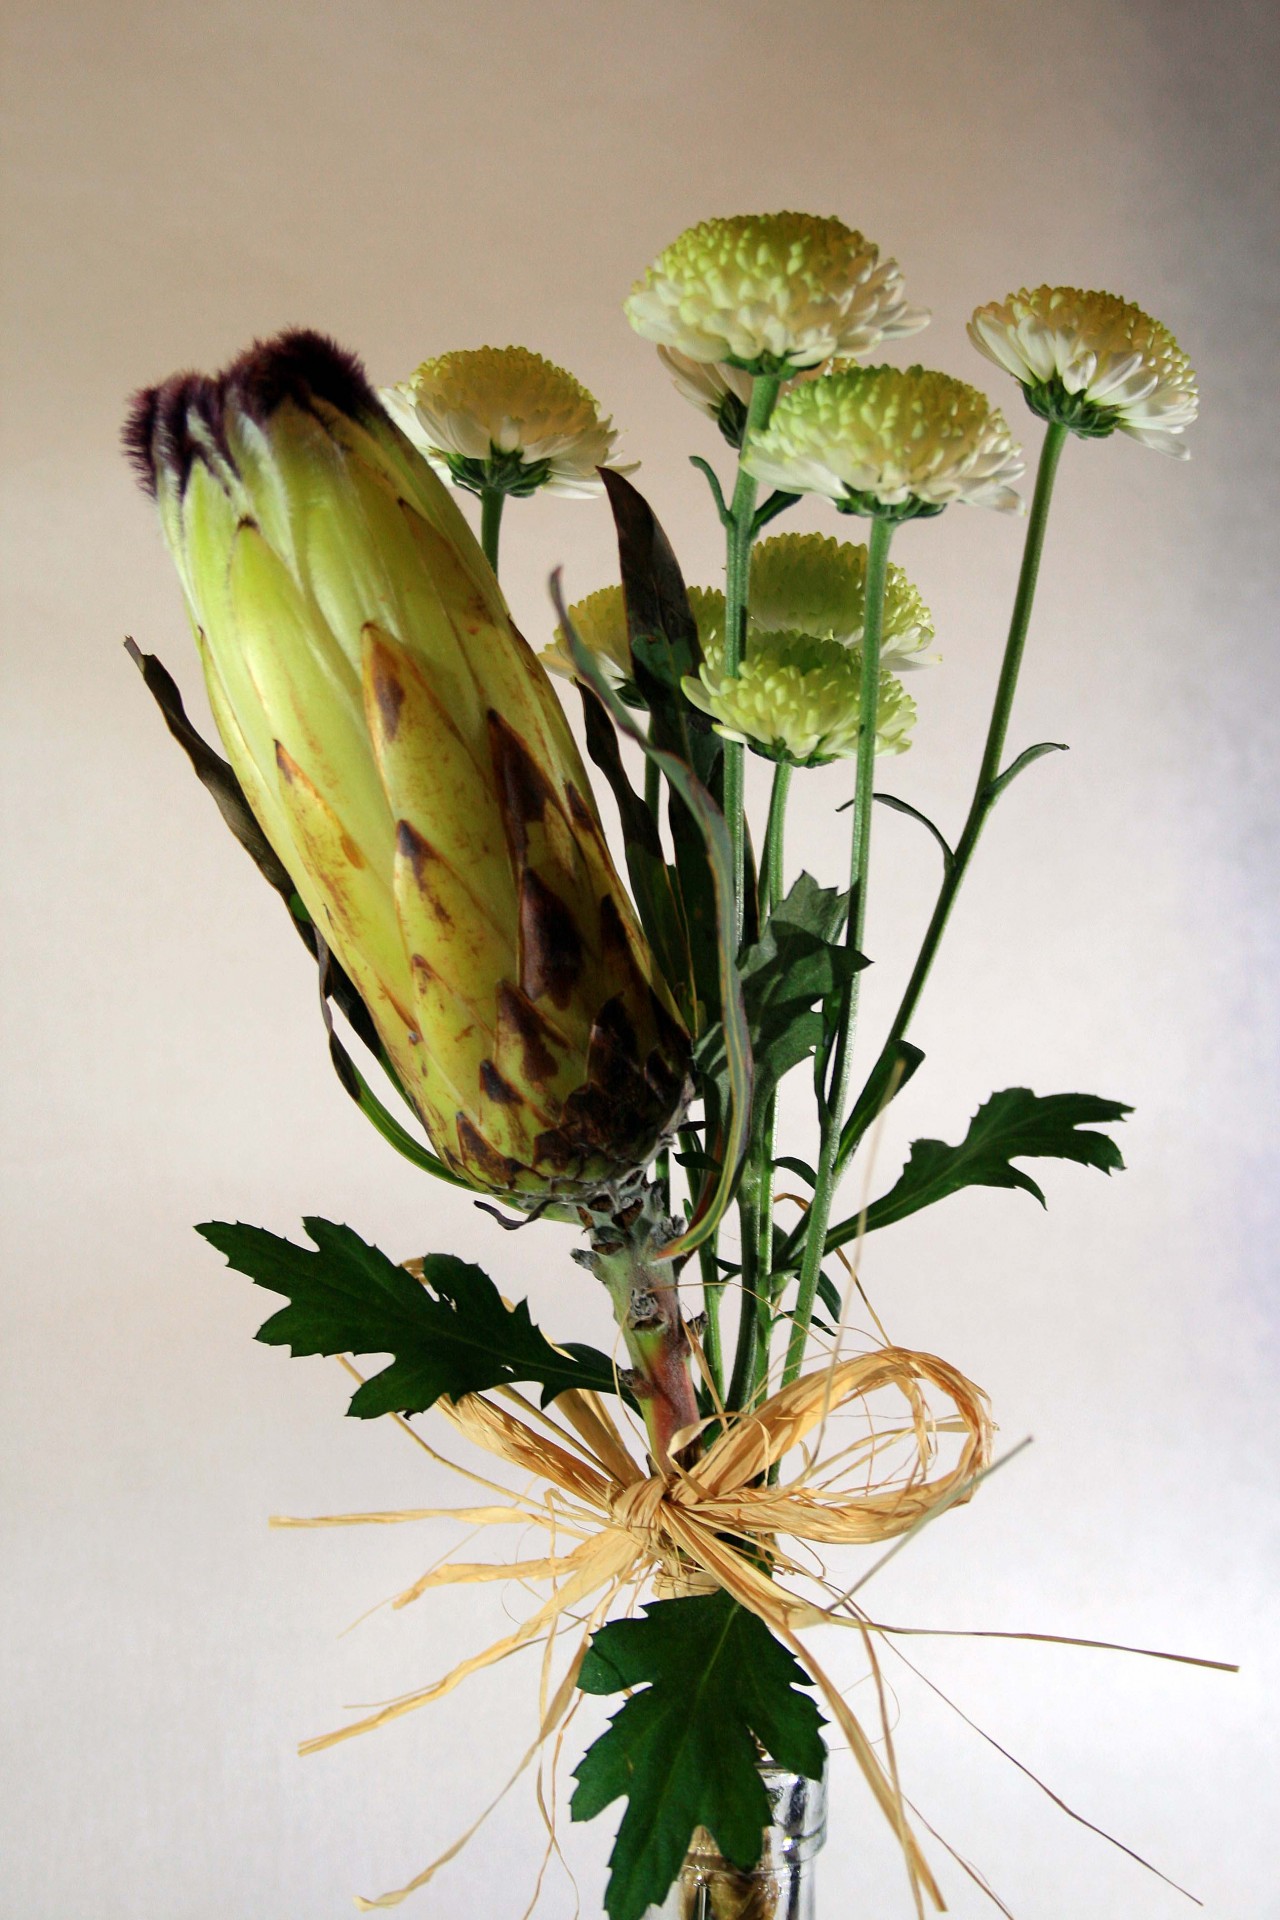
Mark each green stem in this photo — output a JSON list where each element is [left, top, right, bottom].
[[746, 759, 794, 1406], [782, 514, 894, 1385], [480, 487, 505, 573], [726, 1186, 761, 1412], [834, 420, 1069, 1181], [590, 1209, 700, 1471], [696, 1236, 725, 1403], [761, 759, 793, 915], [644, 748, 661, 824], [678, 1123, 726, 1401], [722, 375, 782, 944]]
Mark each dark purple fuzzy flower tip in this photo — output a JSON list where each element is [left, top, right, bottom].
[[122, 328, 380, 497]]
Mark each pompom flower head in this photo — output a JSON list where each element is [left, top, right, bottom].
[[656, 347, 755, 447], [382, 346, 629, 497], [744, 366, 1024, 520], [684, 630, 916, 767], [749, 531, 937, 670], [626, 213, 928, 375], [968, 286, 1198, 456], [540, 583, 726, 697]]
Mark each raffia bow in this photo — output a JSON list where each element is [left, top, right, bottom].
[[280, 1344, 994, 1912]]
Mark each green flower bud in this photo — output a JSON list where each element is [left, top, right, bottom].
[[126, 331, 689, 1200]]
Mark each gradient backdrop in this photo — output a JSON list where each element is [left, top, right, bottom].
[[3, 1, 1278, 1913]]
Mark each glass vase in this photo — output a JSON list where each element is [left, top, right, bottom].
[[642, 1767, 827, 1920]]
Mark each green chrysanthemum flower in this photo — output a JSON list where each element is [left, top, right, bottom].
[[626, 213, 928, 375], [968, 286, 1198, 455], [381, 346, 631, 498], [743, 365, 1024, 520], [749, 531, 937, 670], [542, 584, 726, 689], [683, 630, 916, 767]]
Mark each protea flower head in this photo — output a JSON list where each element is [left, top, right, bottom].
[[124, 330, 689, 1200]]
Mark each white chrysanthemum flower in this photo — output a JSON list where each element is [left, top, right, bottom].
[[749, 531, 938, 670], [541, 583, 726, 690], [684, 630, 916, 767], [968, 286, 1198, 457], [381, 346, 630, 498], [743, 365, 1024, 519], [656, 347, 833, 449], [656, 347, 755, 442], [626, 213, 928, 374]]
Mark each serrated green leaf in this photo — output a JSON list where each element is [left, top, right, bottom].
[[572, 1592, 825, 1920], [197, 1217, 623, 1414], [829, 1088, 1131, 1247], [697, 872, 865, 1130]]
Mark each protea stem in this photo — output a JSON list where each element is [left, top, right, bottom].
[[585, 1201, 700, 1471]]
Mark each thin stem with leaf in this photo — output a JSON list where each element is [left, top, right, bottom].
[[835, 420, 1069, 1180], [782, 513, 894, 1384]]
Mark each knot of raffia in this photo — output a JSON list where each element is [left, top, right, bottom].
[[286, 1343, 993, 1911]]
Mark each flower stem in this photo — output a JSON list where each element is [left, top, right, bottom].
[[589, 1210, 700, 1471], [761, 758, 793, 915], [834, 419, 1069, 1180], [722, 375, 782, 944], [745, 760, 794, 1406], [480, 487, 505, 573], [782, 514, 894, 1385]]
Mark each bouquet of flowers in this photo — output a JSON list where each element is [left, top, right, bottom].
[[122, 212, 1204, 1916]]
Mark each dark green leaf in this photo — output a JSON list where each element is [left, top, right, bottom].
[[573, 1592, 825, 1920], [555, 575, 751, 1261], [579, 684, 695, 1023], [873, 790, 954, 870], [774, 1155, 818, 1189], [815, 1272, 844, 1322], [197, 1217, 624, 1414], [837, 1040, 926, 1170], [986, 740, 1069, 802], [834, 1088, 1131, 1244], [601, 470, 725, 1024]]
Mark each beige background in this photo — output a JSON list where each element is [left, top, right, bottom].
[[3, 0, 1278, 1913]]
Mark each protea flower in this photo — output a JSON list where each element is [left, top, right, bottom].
[[124, 330, 689, 1199]]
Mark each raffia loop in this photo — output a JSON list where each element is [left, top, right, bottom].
[[287, 1347, 993, 1912]]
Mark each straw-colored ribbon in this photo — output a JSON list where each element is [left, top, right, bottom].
[[277, 1343, 994, 1912]]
